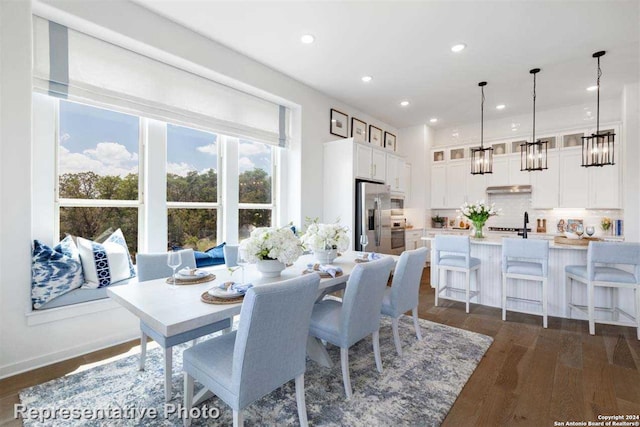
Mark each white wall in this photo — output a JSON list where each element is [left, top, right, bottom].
[[396, 124, 435, 229], [0, 0, 397, 378], [622, 83, 640, 242]]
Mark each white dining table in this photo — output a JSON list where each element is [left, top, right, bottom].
[[107, 251, 396, 373]]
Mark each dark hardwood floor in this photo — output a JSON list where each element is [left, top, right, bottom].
[[2, 268, 640, 426]]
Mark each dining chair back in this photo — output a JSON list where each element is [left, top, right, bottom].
[[382, 247, 428, 356], [135, 248, 230, 402], [308, 256, 394, 399], [183, 273, 320, 427], [136, 249, 196, 282], [224, 244, 239, 267], [342, 257, 395, 347]]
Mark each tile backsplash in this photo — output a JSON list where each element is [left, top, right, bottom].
[[429, 193, 623, 237]]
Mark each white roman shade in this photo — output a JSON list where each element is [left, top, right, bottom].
[[33, 16, 289, 146]]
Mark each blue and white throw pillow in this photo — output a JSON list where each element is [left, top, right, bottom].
[[78, 229, 136, 289], [31, 235, 85, 309]]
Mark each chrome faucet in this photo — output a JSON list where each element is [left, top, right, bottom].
[[518, 211, 529, 239]]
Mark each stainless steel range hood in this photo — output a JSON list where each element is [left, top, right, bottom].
[[486, 185, 532, 194]]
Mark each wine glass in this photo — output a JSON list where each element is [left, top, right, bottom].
[[236, 250, 248, 285], [167, 251, 182, 289], [359, 234, 369, 255], [575, 224, 584, 239], [586, 226, 595, 237]]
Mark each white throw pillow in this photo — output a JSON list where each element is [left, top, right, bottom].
[[78, 229, 135, 289]]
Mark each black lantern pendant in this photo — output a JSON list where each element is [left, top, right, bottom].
[[521, 68, 548, 171], [470, 81, 493, 175], [582, 51, 615, 167]]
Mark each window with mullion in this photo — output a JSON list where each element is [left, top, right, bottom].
[[166, 124, 220, 250], [56, 99, 141, 255], [237, 139, 275, 240]]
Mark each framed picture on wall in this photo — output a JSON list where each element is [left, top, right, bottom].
[[330, 108, 349, 138], [351, 117, 367, 143], [384, 131, 397, 151], [369, 125, 383, 147]]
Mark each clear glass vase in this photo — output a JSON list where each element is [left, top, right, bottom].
[[471, 220, 486, 239]]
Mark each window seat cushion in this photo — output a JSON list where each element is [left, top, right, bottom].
[[36, 277, 136, 310]]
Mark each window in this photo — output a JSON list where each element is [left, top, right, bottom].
[[238, 139, 275, 240], [57, 100, 141, 255], [166, 124, 220, 250]]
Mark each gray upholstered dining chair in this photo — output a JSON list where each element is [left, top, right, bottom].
[[136, 249, 231, 402], [381, 247, 428, 357], [183, 273, 321, 427], [308, 256, 394, 399], [223, 244, 239, 267]]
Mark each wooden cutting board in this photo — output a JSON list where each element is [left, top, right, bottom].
[[553, 236, 601, 246]]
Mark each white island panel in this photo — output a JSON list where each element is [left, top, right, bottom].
[[426, 237, 631, 319]]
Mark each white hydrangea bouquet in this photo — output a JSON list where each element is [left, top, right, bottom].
[[239, 226, 303, 265], [301, 218, 350, 252], [458, 201, 499, 238]]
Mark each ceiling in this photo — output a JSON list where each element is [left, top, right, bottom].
[[134, 1, 639, 129]]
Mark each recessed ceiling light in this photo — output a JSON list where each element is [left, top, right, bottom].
[[361, 75, 372, 83], [451, 43, 466, 53], [400, 101, 410, 107], [496, 104, 506, 110], [587, 85, 598, 91], [429, 118, 438, 123], [300, 34, 315, 44]]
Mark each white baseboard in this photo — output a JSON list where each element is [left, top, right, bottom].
[[0, 329, 139, 380]]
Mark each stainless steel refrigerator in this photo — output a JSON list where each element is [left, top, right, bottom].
[[355, 181, 392, 254]]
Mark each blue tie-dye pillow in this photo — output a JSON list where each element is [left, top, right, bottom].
[[31, 236, 85, 309]]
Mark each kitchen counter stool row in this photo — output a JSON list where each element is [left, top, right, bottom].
[[433, 235, 640, 338]]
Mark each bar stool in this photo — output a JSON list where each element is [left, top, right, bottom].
[[501, 238, 550, 328], [566, 242, 640, 339], [434, 235, 481, 313]]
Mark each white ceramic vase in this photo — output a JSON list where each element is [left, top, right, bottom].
[[256, 259, 286, 278], [314, 249, 338, 264]]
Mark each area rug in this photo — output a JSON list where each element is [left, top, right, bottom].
[[19, 317, 492, 426]]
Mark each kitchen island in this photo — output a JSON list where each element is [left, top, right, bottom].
[[423, 235, 632, 320]]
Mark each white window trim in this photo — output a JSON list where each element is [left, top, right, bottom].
[[54, 99, 145, 252]]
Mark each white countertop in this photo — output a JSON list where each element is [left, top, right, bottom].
[[421, 235, 589, 250]]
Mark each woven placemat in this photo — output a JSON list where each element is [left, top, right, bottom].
[[166, 273, 216, 285], [201, 290, 244, 305]]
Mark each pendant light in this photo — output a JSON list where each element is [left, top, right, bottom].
[[470, 81, 493, 175], [581, 51, 615, 167], [520, 68, 548, 171]]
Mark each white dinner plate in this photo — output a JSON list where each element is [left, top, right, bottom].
[[177, 269, 208, 279], [207, 287, 243, 299]]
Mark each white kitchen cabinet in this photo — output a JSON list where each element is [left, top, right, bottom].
[[588, 160, 621, 208], [508, 155, 531, 185], [355, 142, 387, 182], [446, 162, 467, 208], [386, 154, 405, 193], [372, 149, 387, 182], [402, 163, 411, 201], [405, 229, 424, 250], [467, 172, 487, 204], [531, 152, 559, 208], [431, 165, 447, 209], [487, 157, 509, 187], [559, 150, 588, 208]]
